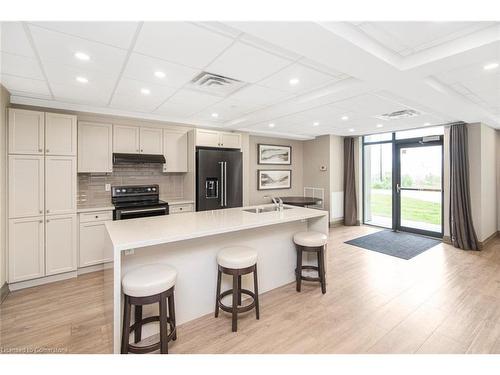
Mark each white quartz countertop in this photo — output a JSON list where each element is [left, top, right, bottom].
[[105, 204, 327, 252], [77, 203, 115, 213]]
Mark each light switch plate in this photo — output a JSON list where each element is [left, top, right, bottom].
[[105, 183, 111, 192]]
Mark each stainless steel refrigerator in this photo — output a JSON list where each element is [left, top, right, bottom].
[[196, 148, 242, 211]]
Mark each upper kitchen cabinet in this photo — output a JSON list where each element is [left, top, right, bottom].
[[163, 129, 188, 173], [78, 121, 113, 173], [195, 129, 241, 149], [140, 127, 163, 154], [113, 125, 140, 153], [8, 155, 44, 218], [45, 113, 77, 156], [8, 108, 45, 155], [45, 156, 77, 216]]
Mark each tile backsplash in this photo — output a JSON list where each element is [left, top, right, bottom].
[[78, 164, 185, 206]]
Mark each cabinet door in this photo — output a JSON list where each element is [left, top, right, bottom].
[[46, 214, 77, 275], [196, 129, 221, 148], [113, 125, 140, 153], [220, 132, 241, 149], [163, 130, 188, 172], [78, 122, 113, 173], [45, 113, 77, 156], [140, 127, 163, 154], [8, 155, 44, 218], [79, 221, 112, 267], [8, 108, 45, 155], [8, 216, 45, 282], [45, 156, 77, 215]]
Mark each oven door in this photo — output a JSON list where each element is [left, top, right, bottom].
[[114, 205, 168, 220]]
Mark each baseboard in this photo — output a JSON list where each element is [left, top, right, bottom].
[[8, 271, 77, 292], [478, 231, 499, 250], [442, 235, 452, 244], [0, 282, 9, 304], [77, 262, 113, 275], [330, 218, 344, 228]]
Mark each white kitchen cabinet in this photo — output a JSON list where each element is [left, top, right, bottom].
[[8, 216, 45, 283], [8, 155, 44, 218], [78, 121, 113, 173], [195, 129, 241, 149], [45, 214, 77, 276], [8, 108, 45, 155], [45, 113, 77, 156], [163, 129, 188, 172], [79, 211, 113, 267], [113, 125, 140, 153], [45, 156, 77, 215], [140, 127, 163, 154]]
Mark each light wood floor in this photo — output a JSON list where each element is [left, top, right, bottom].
[[2, 225, 500, 354]]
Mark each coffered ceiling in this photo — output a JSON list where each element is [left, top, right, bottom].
[[1, 21, 499, 139]]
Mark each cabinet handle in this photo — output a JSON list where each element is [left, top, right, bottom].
[[46, 149, 49, 153], [38, 148, 43, 153], [140, 149, 143, 152], [95, 215, 99, 219], [46, 209, 50, 213], [46, 219, 50, 223], [39, 220, 43, 224]]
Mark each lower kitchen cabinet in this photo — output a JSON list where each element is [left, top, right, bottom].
[[78, 211, 113, 267], [45, 214, 77, 276], [169, 202, 194, 214], [8, 216, 45, 283]]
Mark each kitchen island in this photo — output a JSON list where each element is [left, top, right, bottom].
[[105, 204, 328, 353]]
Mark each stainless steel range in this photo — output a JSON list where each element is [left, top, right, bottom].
[[112, 184, 169, 220]]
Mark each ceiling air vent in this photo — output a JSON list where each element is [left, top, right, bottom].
[[375, 109, 421, 121], [188, 71, 247, 97]]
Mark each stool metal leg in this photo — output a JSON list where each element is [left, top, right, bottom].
[[253, 265, 260, 320], [318, 246, 326, 294], [237, 275, 242, 305], [215, 269, 222, 318], [232, 274, 238, 332], [134, 305, 142, 343], [159, 297, 168, 354], [168, 293, 177, 341], [121, 295, 131, 354], [296, 246, 302, 292]]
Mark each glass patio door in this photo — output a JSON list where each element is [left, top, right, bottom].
[[395, 139, 443, 237]]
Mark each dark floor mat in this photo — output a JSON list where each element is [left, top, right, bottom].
[[345, 230, 441, 260]]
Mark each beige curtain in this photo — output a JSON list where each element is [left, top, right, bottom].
[[449, 124, 479, 250], [344, 137, 358, 226]]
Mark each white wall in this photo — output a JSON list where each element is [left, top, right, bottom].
[[497, 130, 500, 231], [0, 85, 10, 288], [303, 135, 330, 214]]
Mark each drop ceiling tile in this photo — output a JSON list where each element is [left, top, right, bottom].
[[29, 22, 139, 49], [29, 24, 128, 76], [167, 88, 222, 107], [134, 22, 234, 69], [259, 62, 338, 94], [51, 82, 111, 106], [334, 94, 411, 116], [113, 77, 177, 110], [1, 52, 44, 80], [0, 22, 35, 58], [206, 41, 292, 83], [154, 101, 202, 118], [122, 53, 199, 89], [227, 84, 292, 108], [0, 74, 50, 97]]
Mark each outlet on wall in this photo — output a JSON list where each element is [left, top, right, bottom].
[[105, 183, 111, 192]]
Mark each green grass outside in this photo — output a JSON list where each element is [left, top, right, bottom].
[[370, 192, 441, 225]]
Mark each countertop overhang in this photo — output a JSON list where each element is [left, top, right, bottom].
[[105, 204, 327, 252]]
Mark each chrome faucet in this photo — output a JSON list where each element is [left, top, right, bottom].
[[264, 196, 284, 211]]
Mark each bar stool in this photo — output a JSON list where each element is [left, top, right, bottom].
[[293, 231, 327, 294], [121, 264, 177, 354], [215, 246, 259, 332]]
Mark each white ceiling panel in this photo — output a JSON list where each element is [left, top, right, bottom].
[[29, 22, 139, 49], [134, 22, 234, 69], [51, 82, 110, 106], [113, 77, 177, 110], [29, 25, 128, 75], [206, 41, 292, 83], [122, 53, 199, 89], [0, 74, 50, 97], [334, 94, 413, 116], [167, 88, 222, 108], [1, 52, 44, 80], [259, 62, 338, 94], [228, 84, 291, 108], [0, 22, 35, 58], [154, 100, 203, 118], [43, 62, 117, 92]]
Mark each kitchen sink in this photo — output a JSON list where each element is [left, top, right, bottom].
[[243, 206, 293, 214]]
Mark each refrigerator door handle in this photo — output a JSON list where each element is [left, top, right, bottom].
[[224, 161, 227, 207], [219, 162, 224, 207]]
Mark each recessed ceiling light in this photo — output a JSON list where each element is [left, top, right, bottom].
[[140, 88, 151, 95], [154, 71, 166, 79], [211, 113, 219, 118], [74, 52, 90, 61], [483, 62, 499, 70], [313, 122, 319, 126], [75, 76, 88, 84], [348, 128, 355, 132], [341, 115, 349, 121], [376, 123, 383, 128], [268, 123, 275, 128], [289, 78, 300, 86], [424, 122, 431, 126]]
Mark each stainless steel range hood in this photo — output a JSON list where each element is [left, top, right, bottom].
[[113, 153, 166, 165]]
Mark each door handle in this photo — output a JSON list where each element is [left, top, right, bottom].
[[224, 162, 227, 207], [219, 162, 224, 207], [396, 184, 401, 193]]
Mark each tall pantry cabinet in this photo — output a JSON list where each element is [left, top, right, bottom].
[[8, 109, 77, 284]]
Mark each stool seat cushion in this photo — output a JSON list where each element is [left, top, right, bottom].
[[217, 246, 257, 269], [122, 264, 177, 297], [293, 231, 328, 247]]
